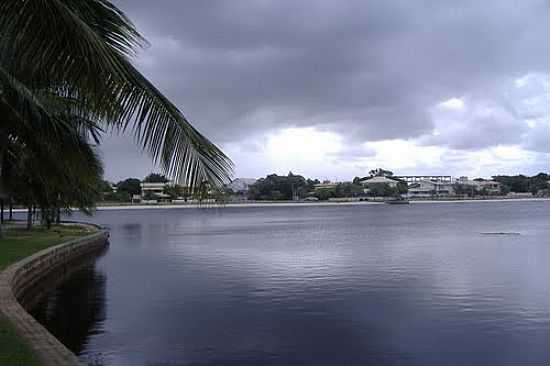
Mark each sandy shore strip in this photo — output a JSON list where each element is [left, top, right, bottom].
[[96, 200, 382, 210], [6, 198, 549, 213], [96, 197, 550, 210]]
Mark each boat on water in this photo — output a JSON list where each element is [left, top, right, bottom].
[[385, 198, 410, 205]]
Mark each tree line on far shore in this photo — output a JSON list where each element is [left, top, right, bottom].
[[97, 173, 222, 203], [243, 172, 550, 201], [246, 173, 407, 201], [492, 173, 550, 195], [93, 171, 550, 204]]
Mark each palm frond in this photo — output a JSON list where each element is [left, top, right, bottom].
[[0, 65, 71, 136], [110, 60, 234, 188], [0, 0, 234, 187]]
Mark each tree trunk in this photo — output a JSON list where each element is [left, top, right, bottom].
[[9, 199, 12, 220], [55, 208, 61, 224], [26, 206, 32, 231], [0, 141, 5, 238], [1, 199, 3, 223], [46, 212, 52, 230], [43, 208, 52, 230]]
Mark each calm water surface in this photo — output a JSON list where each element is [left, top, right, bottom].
[[29, 202, 550, 365]]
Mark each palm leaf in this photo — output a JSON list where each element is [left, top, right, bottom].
[[0, 0, 233, 188], [0, 65, 72, 137]]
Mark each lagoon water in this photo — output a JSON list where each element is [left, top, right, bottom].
[[29, 201, 550, 365]]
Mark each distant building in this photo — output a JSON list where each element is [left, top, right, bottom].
[[225, 178, 257, 202], [359, 176, 399, 188], [407, 180, 455, 198], [314, 181, 339, 190], [475, 180, 501, 194], [405, 177, 502, 198], [140, 181, 174, 201], [507, 192, 533, 198], [395, 175, 453, 184], [456, 177, 502, 195], [227, 178, 257, 194]]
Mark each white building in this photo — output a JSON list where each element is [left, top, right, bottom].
[[406, 180, 455, 198], [475, 180, 501, 193], [406, 177, 502, 198], [140, 181, 174, 201], [359, 176, 399, 188], [455, 177, 502, 194], [314, 181, 339, 190]]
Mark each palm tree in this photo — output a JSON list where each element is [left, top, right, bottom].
[[4, 110, 104, 230], [0, 0, 233, 235]]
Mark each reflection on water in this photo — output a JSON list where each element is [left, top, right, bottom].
[[30, 202, 550, 365], [26, 248, 108, 357]]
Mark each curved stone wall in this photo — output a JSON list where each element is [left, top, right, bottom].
[[0, 226, 109, 366]]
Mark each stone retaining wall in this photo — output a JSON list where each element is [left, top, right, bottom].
[[0, 226, 109, 366]]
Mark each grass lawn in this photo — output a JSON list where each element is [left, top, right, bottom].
[[0, 224, 94, 366], [0, 318, 41, 366], [0, 224, 94, 270]]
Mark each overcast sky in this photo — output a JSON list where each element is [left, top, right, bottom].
[[102, 0, 550, 182]]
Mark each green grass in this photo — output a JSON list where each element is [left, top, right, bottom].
[[0, 224, 93, 270], [0, 224, 94, 365], [0, 318, 41, 366]]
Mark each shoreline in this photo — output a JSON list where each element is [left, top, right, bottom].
[[0, 223, 109, 366], [7, 198, 550, 213], [97, 197, 550, 210]]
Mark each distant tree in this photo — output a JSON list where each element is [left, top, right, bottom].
[[367, 183, 397, 197], [142, 191, 157, 201], [98, 180, 114, 193], [104, 190, 130, 202], [143, 173, 169, 183], [314, 188, 336, 201], [491, 173, 550, 194], [529, 173, 550, 194], [453, 183, 478, 197], [369, 168, 394, 177], [306, 178, 321, 190], [248, 173, 309, 200], [492, 175, 528, 193], [210, 187, 231, 204], [335, 182, 363, 197], [309, 181, 367, 200], [117, 178, 141, 196], [164, 184, 187, 200], [395, 181, 408, 195]]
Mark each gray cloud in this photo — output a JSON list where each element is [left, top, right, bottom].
[[101, 0, 550, 179], [523, 123, 550, 153]]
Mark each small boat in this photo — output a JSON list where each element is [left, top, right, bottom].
[[384, 198, 410, 205]]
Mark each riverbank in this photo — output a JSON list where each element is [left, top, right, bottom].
[[89, 197, 550, 211], [6, 197, 550, 214], [0, 224, 97, 366]]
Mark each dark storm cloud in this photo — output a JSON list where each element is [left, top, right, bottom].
[[102, 0, 550, 179]]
